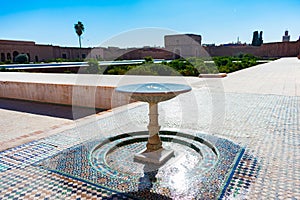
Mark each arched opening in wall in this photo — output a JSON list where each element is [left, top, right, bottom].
[[35, 56, 39, 62], [174, 49, 181, 59], [7, 53, 11, 61], [27, 53, 31, 62], [195, 49, 199, 57], [1, 53, 5, 62], [13, 51, 19, 62]]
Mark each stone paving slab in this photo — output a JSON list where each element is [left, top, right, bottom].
[[0, 99, 72, 139], [222, 57, 300, 96], [0, 98, 108, 151]]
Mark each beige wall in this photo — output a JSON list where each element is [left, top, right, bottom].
[[0, 81, 130, 109]]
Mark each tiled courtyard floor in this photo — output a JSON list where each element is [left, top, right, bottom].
[[0, 58, 299, 199]]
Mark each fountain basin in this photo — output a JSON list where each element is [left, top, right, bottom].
[[116, 83, 192, 103], [116, 83, 192, 164]]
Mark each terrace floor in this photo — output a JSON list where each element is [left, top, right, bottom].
[[0, 57, 299, 199]]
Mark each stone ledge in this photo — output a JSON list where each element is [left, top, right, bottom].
[[0, 80, 130, 110], [0, 72, 202, 109], [198, 73, 227, 78]]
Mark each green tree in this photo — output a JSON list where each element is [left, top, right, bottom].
[[15, 54, 29, 64], [144, 56, 154, 63], [74, 21, 84, 48], [86, 58, 101, 74]]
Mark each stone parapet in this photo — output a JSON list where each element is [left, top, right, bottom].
[[0, 73, 131, 109]]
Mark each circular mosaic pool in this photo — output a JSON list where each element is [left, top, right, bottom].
[[90, 131, 218, 176], [40, 130, 244, 199]]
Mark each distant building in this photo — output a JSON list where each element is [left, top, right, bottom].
[[0, 39, 103, 62], [282, 30, 290, 42], [252, 31, 263, 46], [164, 34, 205, 58], [1, 32, 300, 62]]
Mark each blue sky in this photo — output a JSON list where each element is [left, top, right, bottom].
[[0, 0, 299, 48]]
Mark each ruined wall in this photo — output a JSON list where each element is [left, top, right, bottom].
[[205, 40, 300, 58], [52, 46, 92, 60], [117, 47, 174, 60], [102, 47, 132, 61], [258, 41, 300, 57], [205, 45, 259, 57], [0, 40, 36, 62], [33, 45, 55, 61], [0, 40, 94, 62], [164, 34, 204, 58], [1, 38, 300, 63]]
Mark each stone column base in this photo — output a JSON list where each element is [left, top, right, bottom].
[[134, 148, 174, 165]]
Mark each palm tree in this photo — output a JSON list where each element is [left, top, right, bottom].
[[74, 21, 84, 48]]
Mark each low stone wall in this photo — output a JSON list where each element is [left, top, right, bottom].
[[0, 80, 131, 109], [0, 72, 202, 109]]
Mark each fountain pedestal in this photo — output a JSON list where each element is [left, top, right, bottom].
[[134, 102, 174, 165], [146, 102, 162, 151], [116, 83, 191, 164]]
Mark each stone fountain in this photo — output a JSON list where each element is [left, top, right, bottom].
[[116, 83, 191, 164]]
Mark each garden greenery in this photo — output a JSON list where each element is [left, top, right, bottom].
[[0, 54, 264, 75], [90, 54, 262, 76]]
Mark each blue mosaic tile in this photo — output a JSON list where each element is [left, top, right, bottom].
[[0, 166, 132, 199], [219, 152, 261, 199], [0, 141, 60, 165], [38, 130, 245, 199], [41, 133, 83, 150], [0, 155, 21, 172]]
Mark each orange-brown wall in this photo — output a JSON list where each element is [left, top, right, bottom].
[[1, 39, 300, 62], [118, 48, 174, 60], [205, 40, 300, 58], [0, 40, 95, 62]]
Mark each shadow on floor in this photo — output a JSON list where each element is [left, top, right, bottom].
[[124, 191, 172, 200], [122, 163, 172, 200], [0, 98, 105, 120]]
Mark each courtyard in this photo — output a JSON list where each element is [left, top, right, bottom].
[[0, 57, 299, 199]]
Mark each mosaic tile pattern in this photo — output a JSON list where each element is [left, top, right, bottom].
[[41, 133, 83, 150], [0, 141, 60, 165], [92, 131, 218, 177], [0, 155, 21, 172], [0, 91, 299, 199], [146, 91, 300, 199], [221, 94, 300, 199], [220, 152, 260, 199], [38, 131, 244, 199], [0, 166, 132, 199]]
